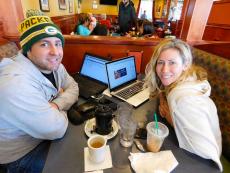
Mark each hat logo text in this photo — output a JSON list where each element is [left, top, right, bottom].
[[45, 26, 58, 35]]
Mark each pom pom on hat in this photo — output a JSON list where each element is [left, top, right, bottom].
[[18, 9, 64, 54]]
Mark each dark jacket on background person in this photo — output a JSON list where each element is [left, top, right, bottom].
[[90, 24, 108, 36], [118, 0, 137, 35]]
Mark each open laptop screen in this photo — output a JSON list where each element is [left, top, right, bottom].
[[80, 54, 109, 84], [106, 56, 137, 90]]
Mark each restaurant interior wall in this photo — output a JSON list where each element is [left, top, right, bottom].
[[202, 0, 230, 41], [80, 0, 139, 15], [21, 0, 76, 17]]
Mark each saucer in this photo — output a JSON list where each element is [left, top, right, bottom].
[[84, 145, 112, 172], [84, 118, 119, 140]]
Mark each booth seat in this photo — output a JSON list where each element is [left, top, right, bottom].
[[0, 42, 18, 60], [192, 48, 230, 171], [0, 38, 229, 171]]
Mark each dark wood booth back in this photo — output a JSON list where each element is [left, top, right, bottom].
[[62, 35, 161, 74]]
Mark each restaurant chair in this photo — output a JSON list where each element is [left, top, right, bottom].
[[127, 50, 143, 74]]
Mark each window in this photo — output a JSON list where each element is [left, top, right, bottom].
[[138, 0, 153, 21]]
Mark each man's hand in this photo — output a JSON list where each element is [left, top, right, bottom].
[[49, 88, 64, 110]]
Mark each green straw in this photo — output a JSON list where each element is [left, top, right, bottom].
[[154, 112, 159, 134]]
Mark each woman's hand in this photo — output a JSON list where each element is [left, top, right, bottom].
[[59, 88, 64, 94], [89, 23, 95, 32]]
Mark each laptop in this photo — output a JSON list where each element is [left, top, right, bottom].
[[106, 56, 149, 107], [73, 53, 109, 99]]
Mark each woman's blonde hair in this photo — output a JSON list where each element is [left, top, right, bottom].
[[144, 39, 207, 97]]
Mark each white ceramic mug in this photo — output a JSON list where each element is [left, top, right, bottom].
[[87, 135, 107, 163]]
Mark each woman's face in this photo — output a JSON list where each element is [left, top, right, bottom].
[[156, 48, 186, 86]]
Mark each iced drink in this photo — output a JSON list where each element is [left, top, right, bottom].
[[146, 122, 169, 152]]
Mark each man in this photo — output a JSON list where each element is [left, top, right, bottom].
[[118, 0, 137, 35], [141, 10, 147, 19], [0, 10, 79, 173]]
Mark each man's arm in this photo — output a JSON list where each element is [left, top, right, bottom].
[[1, 79, 68, 140], [52, 64, 79, 111]]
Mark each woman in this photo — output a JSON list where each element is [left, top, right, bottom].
[[145, 39, 222, 171], [136, 19, 158, 38], [75, 13, 92, 36]]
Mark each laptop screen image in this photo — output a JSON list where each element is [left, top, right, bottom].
[[106, 56, 137, 90], [80, 54, 109, 84]]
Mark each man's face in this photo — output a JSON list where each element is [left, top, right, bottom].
[[27, 37, 63, 72], [123, 0, 129, 5]]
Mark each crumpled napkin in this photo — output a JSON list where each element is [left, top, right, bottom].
[[128, 150, 178, 173]]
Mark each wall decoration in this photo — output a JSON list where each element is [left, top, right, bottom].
[[92, 0, 98, 9], [78, 0, 81, 8], [39, 0, 50, 12], [59, 0, 67, 10], [69, 0, 73, 13]]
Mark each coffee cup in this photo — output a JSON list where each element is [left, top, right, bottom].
[[87, 135, 107, 163], [146, 121, 169, 152]]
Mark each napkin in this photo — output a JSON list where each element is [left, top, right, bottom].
[[84, 145, 112, 172], [128, 150, 178, 173]]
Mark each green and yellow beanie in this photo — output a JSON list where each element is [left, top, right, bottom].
[[18, 10, 64, 54]]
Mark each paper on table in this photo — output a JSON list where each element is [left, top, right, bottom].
[[84, 171, 103, 173], [84, 145, 112, 172], [102, 88, 112, 97], [128, 150, 178, 173]]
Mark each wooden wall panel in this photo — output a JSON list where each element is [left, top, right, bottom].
[[175, 20, 183, 38], [0, 20, 3, 38], [180, 0, 196, 40], [51, 14, 77, 35], [193, 41, 230, 59], [51, 14, 116, 35], [208, 0, 230, 25], [203, 25, 230, 41], [203, 0, 230, 41]]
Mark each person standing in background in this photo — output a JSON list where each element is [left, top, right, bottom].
[[118, 0, 137, 35]]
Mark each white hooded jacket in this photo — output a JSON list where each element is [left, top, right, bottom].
[[167, 79, 222, 171]]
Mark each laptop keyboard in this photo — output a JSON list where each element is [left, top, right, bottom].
[[116, 81, 144, 99], [73, 74, 107, 98]]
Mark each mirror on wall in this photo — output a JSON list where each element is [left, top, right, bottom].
[[168, 0, 184, 21], [138, 0, 184, 22]]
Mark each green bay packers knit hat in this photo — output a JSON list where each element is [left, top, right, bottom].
[[18, 10, 64, 54]]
